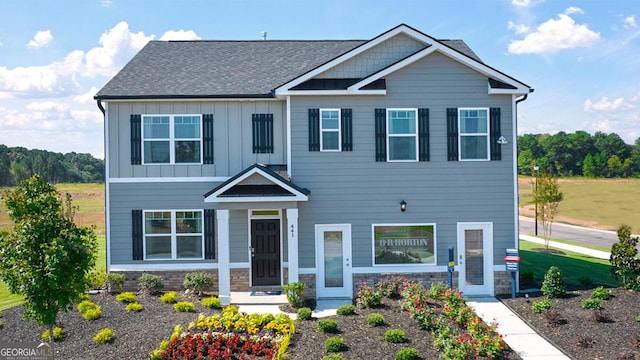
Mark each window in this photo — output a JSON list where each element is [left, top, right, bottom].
[[320, 109, 341, 151], [387, 109, 418, 161], [458, 108, 489, 161], [372, 224, 436, 265], [143, 210, 203, 260], [142, 115, 201, 164]]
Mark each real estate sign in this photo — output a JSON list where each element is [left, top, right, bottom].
[[373, 224, 435, 265]]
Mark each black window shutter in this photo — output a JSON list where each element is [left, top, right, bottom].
[[418, 108, 430, 161], [375, 108, 387, 162], [132, 210, 143, 261], [341, 109, 353, 151], [202, 114, 214, 164], [308, 109, 320, 151], [204, 209, 215, 259], [252, 114, 274, 154], [490, 107, 501, 161], [130, 115, 141, 165], [446, 108, 459, 161]]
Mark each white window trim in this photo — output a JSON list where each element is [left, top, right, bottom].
[[142, 209, 205, 261], [142, 114, 203, 165], [371, 223, 437, 267], [386, 108, 418, 162], [458, 107, 490, 162], [320, 108, 341, 152]]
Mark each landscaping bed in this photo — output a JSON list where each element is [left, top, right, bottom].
[[502, 286, 640, 360]]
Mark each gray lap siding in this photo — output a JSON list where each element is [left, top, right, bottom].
[[290, 52, 516, 269]]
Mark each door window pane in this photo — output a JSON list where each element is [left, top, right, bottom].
[[464, 229, 484, 285], [324, 231, 343, 288]]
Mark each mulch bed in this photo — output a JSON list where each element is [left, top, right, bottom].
[[501, 286, 640, 360]]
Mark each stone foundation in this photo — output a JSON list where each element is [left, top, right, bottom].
[[494, 271, 514, 296], [299, 274, 316, 299]]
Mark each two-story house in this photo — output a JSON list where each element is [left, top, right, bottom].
[[95, 24, 532, 304]]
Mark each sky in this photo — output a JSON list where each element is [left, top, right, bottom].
[[0, 0, 638, 159]]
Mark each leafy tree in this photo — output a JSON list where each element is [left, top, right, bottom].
[[0, 175, 97, 342], [532, 172, 563, 250], [610, 224, 640, 289]]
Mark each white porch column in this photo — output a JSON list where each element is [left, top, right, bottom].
[[216, 209, 231, 305], [286, 208, 299, 283]]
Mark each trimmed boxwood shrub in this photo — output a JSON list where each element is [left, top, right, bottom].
[[77, 300, 98, 313], [138, 273, 163, 294], [183, 272, 214, 294], [297, 307, 313, 320], [115, 292, 137, 303], [82, 307, 102, 320], [384, 329, 407, 343], [322, 355, 344, 360], [395, 347, 419, 360], [532, 299, 552, 314], [201, 296, 222, 309], [367, 313, 385, 327], [581, 298, 602, 310], [325, 336, 347, 353], [125, 302, 144, 312], [160, 291, 178, 304], [317, 319, 338, 333], [336, 304, 356, 316]]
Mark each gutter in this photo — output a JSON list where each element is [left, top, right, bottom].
[[96, 99, 105, 115]]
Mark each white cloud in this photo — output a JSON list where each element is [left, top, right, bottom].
[[584, 96, 633, 112], [624, 15, 637, 28], [564, 7, 584, 15], [508, 21, 530, 35], [508, 11, 600, 54], [27, 30, 53, 49], [84, 21, 154, 77], [511, 0, 543, 8], [100, 0, 113, 7], [74, 87, 100, 104], [159, 29, 201, 41]]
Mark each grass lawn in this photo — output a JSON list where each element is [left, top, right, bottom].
[[518, 177, 640, 233], [519, 239, 619, 287]]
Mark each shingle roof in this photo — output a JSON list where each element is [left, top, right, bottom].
[[95, 38, 482, 99]]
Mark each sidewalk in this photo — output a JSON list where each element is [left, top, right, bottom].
[[520, 234, 610, 260]]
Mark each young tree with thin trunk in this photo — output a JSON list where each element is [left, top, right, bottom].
[[0, 175, 97, 342], [532, 172, 563, 250]]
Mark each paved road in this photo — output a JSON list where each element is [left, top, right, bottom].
[[519, 216, 620, 250]]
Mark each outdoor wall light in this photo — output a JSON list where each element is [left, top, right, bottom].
[[400, 200, 407, 212], [497, 136, 508, 145]]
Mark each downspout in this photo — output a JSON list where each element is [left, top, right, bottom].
[[96, 98, 110, 276], [96, 99, 105, 116]]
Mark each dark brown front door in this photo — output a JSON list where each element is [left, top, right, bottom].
[[251, 219, 281, 286]]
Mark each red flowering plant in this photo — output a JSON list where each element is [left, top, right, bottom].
[[354, 280, 382, 308]]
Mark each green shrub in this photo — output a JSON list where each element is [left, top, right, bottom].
[[86, 269, 107, 289], [395, 347, 419, 360], [541, 266, 566, 298], [282, 282, 305, 308], [183, 272, 214, 294], [115, 292, 138, 303], [322, 355, 344, 360], [77, 293, 91, 302], [317, 319, 339, 333], [201, 296, 222, 309], [367, 313, 385, 327], [93, 328, 115, 344], [77, 300, 98, 314], [376, 275, 404, 298], [384, 329, 407, 343], [324, 336, 347, 353], [173, 301, 195, 313], [125, 302, 144, 312], [581, 298, 602, 310], [532, 299, 552, 314], [138, 273, 164, 294], [160, 291, 178, 304], [336, 304, 356, 316], [41, 327, 65, 342], [106, 273, 125, 292], [82, 307, 102, 320], [297, 307, 313, 320], [591, 286, 613, 300]]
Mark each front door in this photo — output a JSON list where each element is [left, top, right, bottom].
[[457, 222, 494, 296], [316, 224, 352, 298], [251, 219, 281, 286]]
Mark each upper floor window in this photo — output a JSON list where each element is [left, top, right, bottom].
[[252, 114, 274, 153], [387, 109, 418, 161], [142, 115, 202, 164], [458, 108, 489, 161], [144, 210, 203, 260], [320, 109, 341, 151]]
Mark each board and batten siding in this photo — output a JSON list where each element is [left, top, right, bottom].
[[289, 52, 516, 269], [106, 100, 286, 179]]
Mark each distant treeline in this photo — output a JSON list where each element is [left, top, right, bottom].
[[518, 131, 640, 178], [0, 145, 104, 186]]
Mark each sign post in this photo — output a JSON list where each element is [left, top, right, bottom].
[[447, 247, 454, 289], [504, 248, 520, 299]]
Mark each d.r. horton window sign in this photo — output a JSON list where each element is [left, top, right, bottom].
[[373, 224, 435, 265]]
